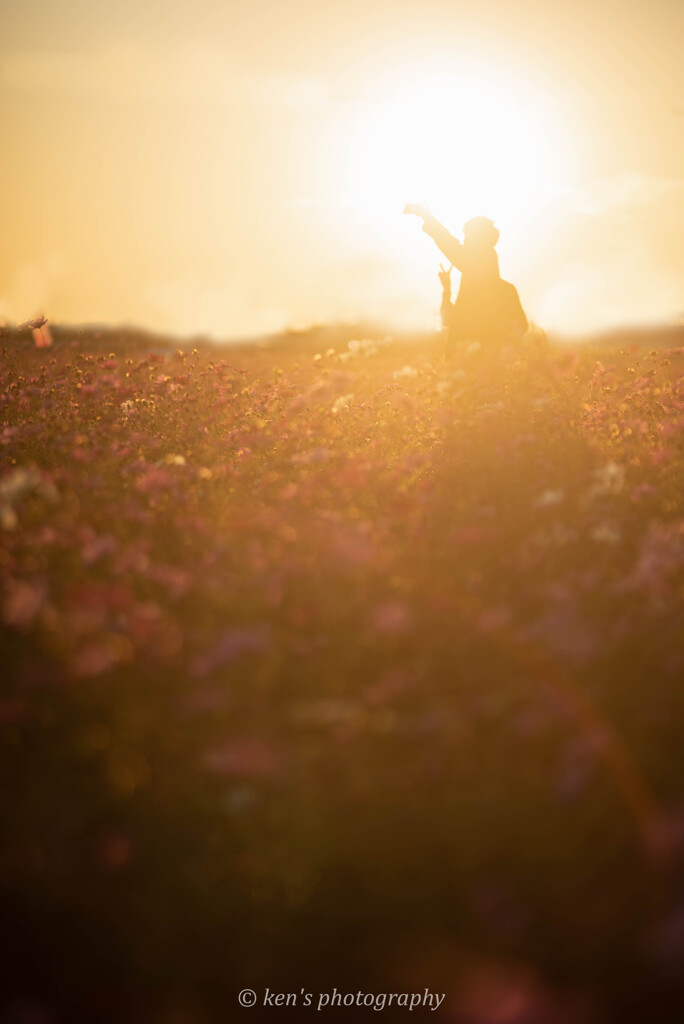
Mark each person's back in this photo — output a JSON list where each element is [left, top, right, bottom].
[[495, 279, 528, 341], [442, 276, 527, 347]]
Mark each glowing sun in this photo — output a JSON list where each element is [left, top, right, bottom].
[[343, 73, 558, 234]]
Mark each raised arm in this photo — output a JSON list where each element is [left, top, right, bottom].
[[404, 204, 464, 269], [421, 214, 463, 269]]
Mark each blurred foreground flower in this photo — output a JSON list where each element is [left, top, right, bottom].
[[291, 446, 332, 465], [369, 600, 413, 634], [0, 467, 59, 529], [203, 736, 281, 779], [93, 830, 134, 871], [331, 393, 354, 414], [590, 524, 622, 545], [535, 489, 564, 507], [190, 624, 271, 677], [589, 461, 625, 497], [339, 338, 380, 360], [3, 578, 47, 628]]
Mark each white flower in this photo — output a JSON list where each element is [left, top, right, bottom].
[[591, 524, 622, 545], [331, 393, 354, 414], [536, 489, 565, 507], [0, 468, 58, 506], [291, 447, 331, 465], [342, 339, 379, 359], [393, 365, 418, 380], [0, 468, 42, 504], [591, 462, 625, 496]]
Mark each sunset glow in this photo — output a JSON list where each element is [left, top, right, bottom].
[[1, 1, 683, 336], [345, 74, 556, 228]]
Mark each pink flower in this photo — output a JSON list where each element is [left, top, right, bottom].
[[3, 579, 47, 628], [369, 601, 413, 634], [190, 625, 271, 677]]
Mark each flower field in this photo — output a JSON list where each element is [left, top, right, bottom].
[[3, 333, 684, 1022]]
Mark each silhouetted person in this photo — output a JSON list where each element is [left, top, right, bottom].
[[404, 205, 527, 355]]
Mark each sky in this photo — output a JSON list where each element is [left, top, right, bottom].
[[1, 0, 683, 338]]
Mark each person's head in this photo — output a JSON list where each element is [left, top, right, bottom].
[[463, 216, 500, 248]]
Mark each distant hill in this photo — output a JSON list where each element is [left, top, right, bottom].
[[553, 323, 684, 349], [3, 320, 684, 354]]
